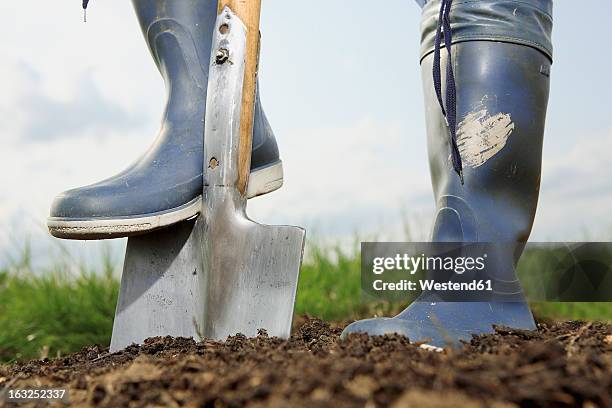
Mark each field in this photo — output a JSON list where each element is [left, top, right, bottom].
[[1, 243, 611, 406], [2, 317, 611, 407]]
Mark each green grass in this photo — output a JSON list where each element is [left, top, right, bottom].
[[531, 302, 612, 322], [0, 249, 119, 362], [0, 242, 610, 362], [294, 243, 405, 321]]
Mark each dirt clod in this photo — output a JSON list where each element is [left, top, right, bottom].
[[1, 318, 610, 407]]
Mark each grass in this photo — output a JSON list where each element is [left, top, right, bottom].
[[531, 302, 612, 322], [294, 243, 405, 321], [0, 242, 610, 362], [0, 248, 119, 362]]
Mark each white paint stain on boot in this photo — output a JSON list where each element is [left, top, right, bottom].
[[456, 101, 515, 168]]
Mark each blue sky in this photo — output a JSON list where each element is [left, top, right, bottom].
[[1, 1, 611, 266]]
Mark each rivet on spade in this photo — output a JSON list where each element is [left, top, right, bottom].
[[216, 48, 230, 65], [209, 157, 219, 169]]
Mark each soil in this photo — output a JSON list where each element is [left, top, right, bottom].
[[1, 317, 611, 407]]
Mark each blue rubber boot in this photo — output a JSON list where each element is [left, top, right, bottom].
[[48, 0, 283, 240], [343, 0, 553, 347]]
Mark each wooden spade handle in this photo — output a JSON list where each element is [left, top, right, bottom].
[[218, 0, 262, 196]]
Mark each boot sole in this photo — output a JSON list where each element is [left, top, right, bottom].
[[48, 161, 284, 240]]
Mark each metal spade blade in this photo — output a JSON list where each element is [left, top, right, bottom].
[[201, 187, 305, 339]]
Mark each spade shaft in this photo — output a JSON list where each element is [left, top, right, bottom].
[[217, 0, 262, 196]]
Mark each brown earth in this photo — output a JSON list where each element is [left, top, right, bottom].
[[1, 317, 611, 407]]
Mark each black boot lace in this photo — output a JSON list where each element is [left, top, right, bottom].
[[432, 0, 464, 184], [83, 0, 90, 22]]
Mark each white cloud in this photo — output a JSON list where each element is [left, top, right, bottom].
[[0, 115, 434, 263], [1, 0, 611, 267], [249, 118, 433, 239], [533, 127, 612, 240]]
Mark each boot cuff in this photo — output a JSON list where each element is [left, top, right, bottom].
[[420, 0, 553, 63]]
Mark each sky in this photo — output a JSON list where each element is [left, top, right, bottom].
[[1, 1, 611, 267]]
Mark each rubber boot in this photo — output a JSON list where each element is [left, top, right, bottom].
[[48, 0, 283, 240], [342, 19, 552, 347]]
